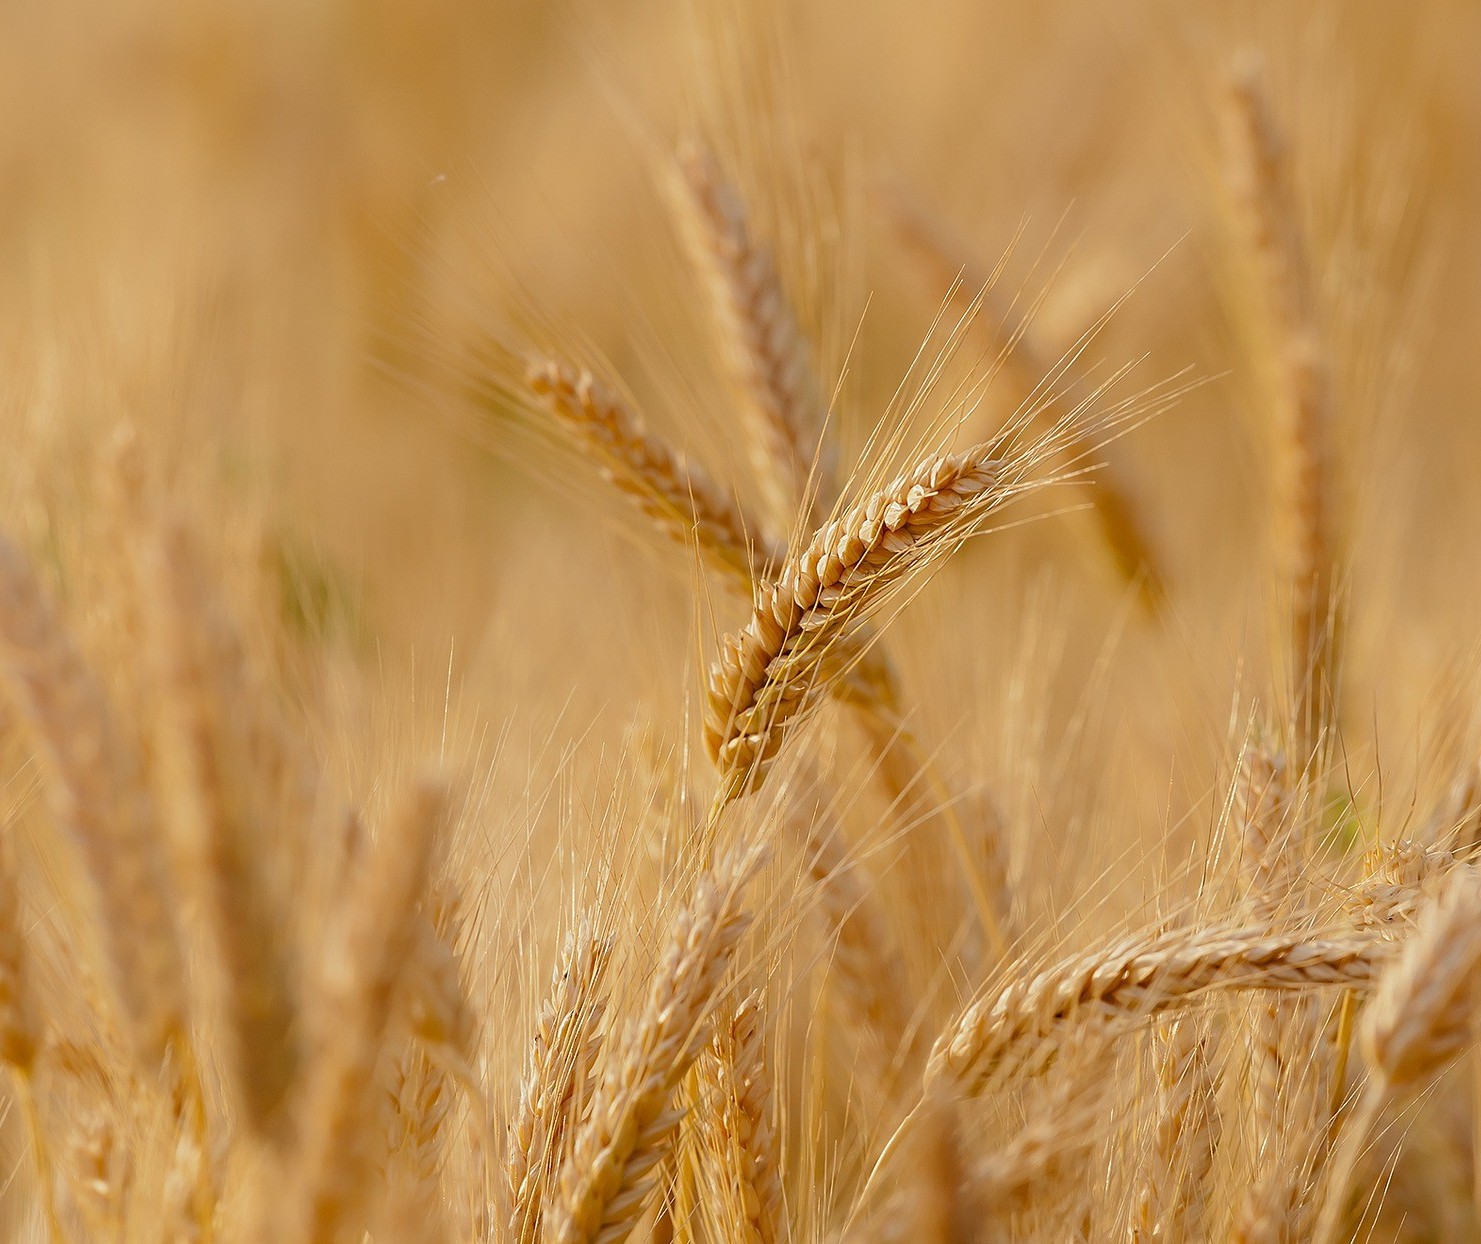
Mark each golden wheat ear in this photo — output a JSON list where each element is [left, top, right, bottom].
[[135, 516, 303, 1138], [1314, 869, 1481, 1244], [691, 991, 786, 1244], [283, 778, 450, 1244], [507, 923, 613, 1244], [0, 533, 188, 1069], [704, 442, 1004, 806], [669, 136, 830, 532], [930, 923, 1388, 1094], [546, 842, 763, 1244], [1222, 56, 1340, 756], [525, 357, 782, 586]]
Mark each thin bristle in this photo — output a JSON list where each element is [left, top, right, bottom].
[[882, 182, 1166, 609]]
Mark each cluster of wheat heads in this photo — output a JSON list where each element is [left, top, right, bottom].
[[0, 19, 1476, 1244]]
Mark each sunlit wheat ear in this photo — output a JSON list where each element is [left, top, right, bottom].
[[705, 436, 1039, 808], [0, 533, 187, 1067], [1314, 869, 1481, 1244], [929, 924, 1388, 1094], [881, 182, 1166, 611], [692, 992, 786, 1244], [1228, 722, 1317, 1228], [547, 843, 763, 1244], [380, 1047, 453, 1244], [1223, 57, 1338, 753], [508, 923, 613, 1244], [138, 517, 301, 1137], [670, 137, 828, 530], [527, 358, 781, 585], [1347, 840, 1463, 939], [1129, 1018, 1217, 1242], [285, 778, 449, 1244]]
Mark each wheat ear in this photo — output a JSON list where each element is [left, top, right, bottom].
[[1129, 1018, 1217, 1242], [527, 359, 780, 585], [693, 993, 786, 1244], [0, 533, 186, 1064], [1226, 724, 1326, 1240], [1223, 58, 1338, 752], [285, 779, 448, 1244], [139, 518, 300, 1135], [508, 924, 612, 1244], [1314, 868, 1481, 1244], [704, 440, 1019, 805], [929, 924, 1387, 1093], [1347, 841, 1463, 939], [547, 844, 761, 1244], [671, 138, 828, 529]]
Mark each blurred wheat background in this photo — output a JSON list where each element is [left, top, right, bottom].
[[0, 0, 1479, 1240]]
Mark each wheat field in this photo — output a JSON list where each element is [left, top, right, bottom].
[[0, 1, 1479, 1241]]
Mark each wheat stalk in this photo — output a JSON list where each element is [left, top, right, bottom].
[[929, 924, 1387, 1093]]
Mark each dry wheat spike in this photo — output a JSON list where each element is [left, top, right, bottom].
[[548, 844, 762, 1244], [930, 924, 1388, 1093], [671, 137, 829, 530], [705, 441, 1013, 803]]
